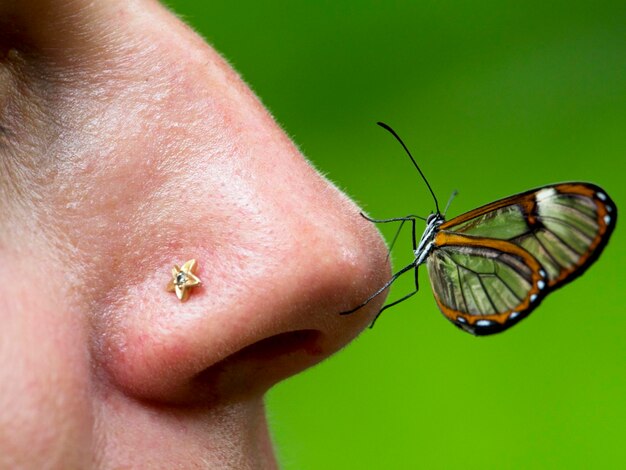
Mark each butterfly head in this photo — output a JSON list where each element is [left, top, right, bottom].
[[426, 212, 445, 227]]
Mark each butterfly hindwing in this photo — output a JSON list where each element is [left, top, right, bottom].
[[427, 233, 545, 335], [428, 183, 616, 335]]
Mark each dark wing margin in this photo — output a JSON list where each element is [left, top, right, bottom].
[[432, 183, 617, 335]]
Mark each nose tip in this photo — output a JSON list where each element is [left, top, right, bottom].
[[191, 209, 390, 403]]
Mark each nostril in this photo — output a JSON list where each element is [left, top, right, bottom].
[[191, 330, 324, 404], [233, 329, 324, 360]]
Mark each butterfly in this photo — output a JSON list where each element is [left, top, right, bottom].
[[341, 122, 617, 335]]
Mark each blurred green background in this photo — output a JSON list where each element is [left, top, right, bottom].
[[166, 1, 624, 468]]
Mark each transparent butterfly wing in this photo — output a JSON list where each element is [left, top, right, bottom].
[[427, 234, 545, 335], [428, 183, 616, 335]]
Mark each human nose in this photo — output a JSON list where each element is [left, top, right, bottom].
[[103, 143, 390, 404], [94, 32, 390, 405]]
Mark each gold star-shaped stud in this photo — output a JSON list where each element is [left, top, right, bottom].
[[167, 259, 202, 302]]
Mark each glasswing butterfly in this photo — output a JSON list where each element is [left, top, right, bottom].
[[341, 122, 617, 335]]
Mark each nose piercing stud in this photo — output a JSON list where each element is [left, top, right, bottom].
[[167, 259, 202, 302]]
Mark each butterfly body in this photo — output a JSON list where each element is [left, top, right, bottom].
[[414, 213, 444, 264]]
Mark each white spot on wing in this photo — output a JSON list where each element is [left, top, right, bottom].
[[597, 192, 607, 201], [539, 269, 546, 278], [536, 187, 557, 203], [509, 311, 520, 319], [607, 205, 613, 213], [538, 280, 545, 290], [457, 317, 467, 324], [604, 214, 611, 225], [476, 320, 492, 327], [530, 294, 538, 302]]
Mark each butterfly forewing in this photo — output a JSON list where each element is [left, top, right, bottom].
[[429, 182, 616, 335]]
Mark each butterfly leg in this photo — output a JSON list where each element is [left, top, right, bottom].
[[370, 261, 421, 327], [339, 261, 417, 316], [410, 215, 417, 252], [360, 212, 422, 224], [386, 219, 417, 262], [360, 213, 419, 259], [390, 216, 418, 255], [369, 289, 418, 328]]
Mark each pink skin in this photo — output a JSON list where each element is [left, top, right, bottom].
[[0, 0, 389, 468]]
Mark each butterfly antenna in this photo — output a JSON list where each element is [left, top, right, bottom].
[[444, 190, 458, 217], [377, 122, 441, 214]]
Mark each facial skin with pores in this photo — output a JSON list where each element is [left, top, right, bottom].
[[0, 0, 389, 468]]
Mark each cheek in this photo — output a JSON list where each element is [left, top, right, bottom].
[[0, 253, 94, 467]]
